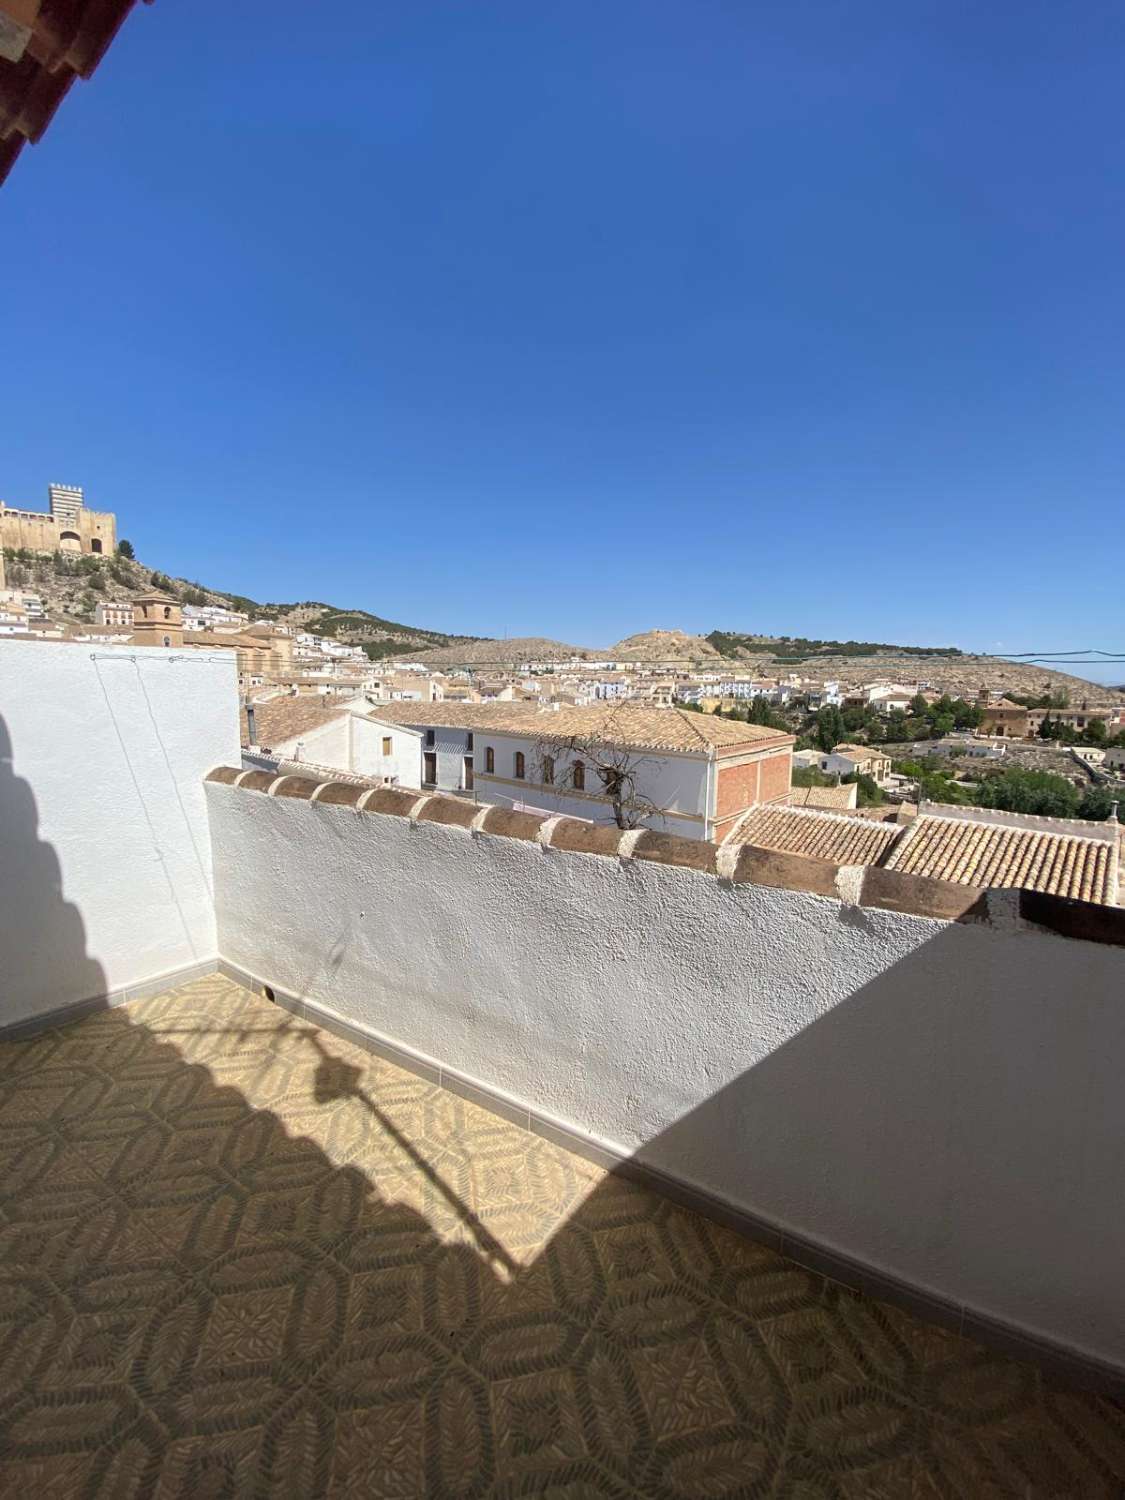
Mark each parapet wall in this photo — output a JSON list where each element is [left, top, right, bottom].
[[206, 768, 1125, 1377]]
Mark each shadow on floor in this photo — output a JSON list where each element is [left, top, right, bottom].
[[1, 976, 1122, 1497]]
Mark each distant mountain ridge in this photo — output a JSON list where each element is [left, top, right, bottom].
[[6, 547, 1121, 701]]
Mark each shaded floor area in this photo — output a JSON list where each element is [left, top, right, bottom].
[[1, 973, 1122, 1497]]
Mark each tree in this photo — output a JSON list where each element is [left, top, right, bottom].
[[792, 765, 837, 788], [973, 767, 1081, 819], [842, 771, 885, 806], [815, 704, 844, 753], [117, 539, 136, 560], [532, 709, 669, 830], [884, 709, 909, 742], [1077, 785, 1120, 821]]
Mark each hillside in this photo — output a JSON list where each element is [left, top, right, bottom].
[[611, 629, 721, 660], [394, 636, 598, 667], [0, 549, 469, 660]]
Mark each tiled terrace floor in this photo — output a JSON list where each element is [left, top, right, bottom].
[[1, 975, 1122, 1498]]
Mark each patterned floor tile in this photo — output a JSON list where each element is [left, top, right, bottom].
[[0, 973, 1121, 1499]]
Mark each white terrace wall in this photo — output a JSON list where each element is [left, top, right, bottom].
[[0, 641, 239, 1026], [207, 782, 1125, 1371]]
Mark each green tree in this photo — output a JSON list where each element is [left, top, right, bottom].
[[842, 772, 885, 806], [815, 703, 844, 752], [117, 539, 136, 559], [973, 767, 1081, 819], [1083, 719, 1107, 744], [1076, 785, 1120, 821]]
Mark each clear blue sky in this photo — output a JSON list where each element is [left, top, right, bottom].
[[1, 1, 1122, 675]]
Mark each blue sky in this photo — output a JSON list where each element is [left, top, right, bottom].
[[1, 1, 1122, 676]]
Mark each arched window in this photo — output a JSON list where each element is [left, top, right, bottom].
[[485, 747, 495, 773], [163, 606, 171, 619], [514, 751, 525, 780], [542, 755, 554, 785], [572, 760, 585, 791], [90, 539, 103, 554]]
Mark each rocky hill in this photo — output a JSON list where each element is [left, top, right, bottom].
[[611, 629, 721, 660], [0, 549, 468, 660], [395, 635, 598, 667]]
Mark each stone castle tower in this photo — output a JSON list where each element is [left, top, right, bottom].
[[0, 483, 117, 556]]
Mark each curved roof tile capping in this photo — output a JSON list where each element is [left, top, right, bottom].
[[372, 702, 791, 755], [0, 0, 152, 186]]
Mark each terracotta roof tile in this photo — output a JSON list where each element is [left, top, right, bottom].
[[885, 814, 1117, 904], [732, 806, 902, 865], [788, 783, 859, 810], [371, 702, 791, 755], [243, 698, 350, 750]]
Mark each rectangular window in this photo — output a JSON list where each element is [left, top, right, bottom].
[[514, 751, 525, 780], [464, 756, 474, 790], [423, 752, 437, 784], [382, 736, 392, 756], [485, 747, 495, 773], [425, 729, 435, 746], [467, 733, 474, 750]]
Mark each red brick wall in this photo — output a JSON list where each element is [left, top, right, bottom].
[[714, 759, 761, 821], [758, 749, 791, 804]]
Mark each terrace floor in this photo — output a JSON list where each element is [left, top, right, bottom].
[[1, 974, 1122, 1497]]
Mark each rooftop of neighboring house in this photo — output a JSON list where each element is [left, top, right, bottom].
[[733, 798, 1121, 905], [885, 805, 1119, 906], [369, 701, 794, 755], [787, 783, 859, 811], [834, 743, 888, 758], [242, 696, 350, 750], [733, 804, 904, 865]]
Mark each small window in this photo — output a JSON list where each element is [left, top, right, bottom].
[[163, 606, 171, 619], [514, 751, 525, 779], [382, 736, 392, 756], [485, 747, 495, 773], [542, 755, 554, 785], [425, 729, 435, 747], [467, 733, 474, 750], [572, 760, 585, 791]]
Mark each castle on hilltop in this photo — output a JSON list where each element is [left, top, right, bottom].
[[0, 483, 117, 558]]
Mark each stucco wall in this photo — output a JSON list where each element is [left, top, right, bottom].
[[0, 641, 239, 1024], [477, 729, 709, 834], [207, 785, 1125, 1368], [352, 717, 422, 789]]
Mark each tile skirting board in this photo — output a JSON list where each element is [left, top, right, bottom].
[[216, 955, 1124, 1399], [0, 958, 221, 1041]]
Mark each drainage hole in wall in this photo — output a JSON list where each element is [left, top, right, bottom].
[[263, 985, 276, 1002]]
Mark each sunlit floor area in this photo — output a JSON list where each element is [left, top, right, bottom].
[[1, 974, 1122, 1497]]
